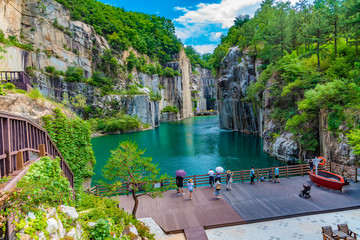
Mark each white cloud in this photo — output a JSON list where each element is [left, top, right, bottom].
[[174, 6, 189, 12], [175, 0, 262, 29], [210, 32, 223, 41], [193, 44, 217, 54]]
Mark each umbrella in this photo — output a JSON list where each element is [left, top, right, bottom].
[[175, 169, 186, 177], [216, 166, 224, 173]]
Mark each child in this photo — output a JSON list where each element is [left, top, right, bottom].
[[187, 179, 194, 200], [268, 170, 273, 182], [214, 180, 221, 199], [260, 175, 265, 182]]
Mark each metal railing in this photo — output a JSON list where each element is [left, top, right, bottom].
[[88, 163, 357, 196], [0, 71, 32, 92], [0, 111, 74, 188]]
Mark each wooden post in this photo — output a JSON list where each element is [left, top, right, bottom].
[[95, 185, 98, 196], [256, 169, 259, 181], [194, 175, 196, 188], [286, 165, 289, 178], [330, 161, 332, 173], [241, 170, 243, 183], [355, 168, 358, 183], [16, 151, 24, 170], [39, 144, 46, 157], [301, 164, 303, 176]]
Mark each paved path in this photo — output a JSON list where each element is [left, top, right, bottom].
[[206, 209, 360, 240]]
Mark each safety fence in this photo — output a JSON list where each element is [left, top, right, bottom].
[[88, 162, 358, 196], [0, 111, 74, 188], [0, 71, 32, 92]]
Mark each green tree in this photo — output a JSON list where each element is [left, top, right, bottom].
[[304, 0, 332, 69], [101, 140, 173, 217]]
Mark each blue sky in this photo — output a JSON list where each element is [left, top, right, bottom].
[[100, 0, 275, 54]]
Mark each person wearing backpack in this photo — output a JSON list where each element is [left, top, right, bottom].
[[214, 180, 221, 199]]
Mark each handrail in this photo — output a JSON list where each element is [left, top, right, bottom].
[[88, 162, 358, 196], [0, 110, 74, 188], [0, 71, 32, 92]]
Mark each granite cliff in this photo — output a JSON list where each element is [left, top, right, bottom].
[[0, 0, 216, 127], [217, 47, 356, 164]]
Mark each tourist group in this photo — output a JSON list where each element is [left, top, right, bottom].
[[175, 166, 280, 200]]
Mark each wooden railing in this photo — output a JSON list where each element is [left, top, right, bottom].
[[0, 111, 74, 188], [88, 163, 357, 196], [0, 71, 32, 92]]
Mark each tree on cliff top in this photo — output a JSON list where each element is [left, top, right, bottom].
[[102, 140, 173, 217]]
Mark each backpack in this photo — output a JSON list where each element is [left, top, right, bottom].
[[216, 184, 221, 190]]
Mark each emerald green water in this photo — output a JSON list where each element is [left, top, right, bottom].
[[91, 116, 285, 185]]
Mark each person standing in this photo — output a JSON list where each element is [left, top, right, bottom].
[[250, 167, 255, 184], [274, 165, 280, 183], [226, 170, 233, 190], [187, 179, 194, 200], [215, 171, 222, 183], [176, 175, 184, 196], [309, 159, 314, 173], [208, 169, 215, 187], [214, 180, 221, 199]]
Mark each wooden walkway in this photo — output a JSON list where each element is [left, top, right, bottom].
[[117, 176, 360, 239]]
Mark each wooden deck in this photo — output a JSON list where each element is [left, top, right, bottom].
[[221, 176, 360, 223], [117, 176, 360, 239], [116, 187, 243, 233]]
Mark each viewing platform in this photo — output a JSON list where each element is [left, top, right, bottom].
[[116, 176, 360, 240], [0, 71, 32, 92]]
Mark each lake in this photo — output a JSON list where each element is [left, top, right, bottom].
[[91, 116, 285, 185]]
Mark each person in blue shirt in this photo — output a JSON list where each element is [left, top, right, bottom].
[[250, 166, 255, 184], [274, 165, 280, 183]]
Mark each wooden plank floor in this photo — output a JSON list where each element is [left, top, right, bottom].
[[221, 176, 360, 222], [116, 176, 360, 236], [184, 227, 208, 240], [116, 186, 243, 233]]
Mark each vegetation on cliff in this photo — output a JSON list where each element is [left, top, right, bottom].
[[213, 0, 360, 157], [53, 0, 181, 63], [42, 109, 96, 188]]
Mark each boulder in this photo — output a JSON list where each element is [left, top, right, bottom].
[[19, 234, 31, 240], [87, 222, 96, 227], [76, 221, 83, 240], [27, 212, 36, 220], [66, 228, 76, 239], [46, 218, 58, 234], [37, 231, 46, 240], [60, 205, 79, 220]]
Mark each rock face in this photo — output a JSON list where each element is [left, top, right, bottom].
[[0, 0, 216, 127], [217, 47, 299, 162], [218, 47, 357, 164], [319, 110, 359, 165], [218, 47, 260, 134], [95, 95, 160, 127], [191, 67, 217, 112], [0, 92, 75, 124]]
